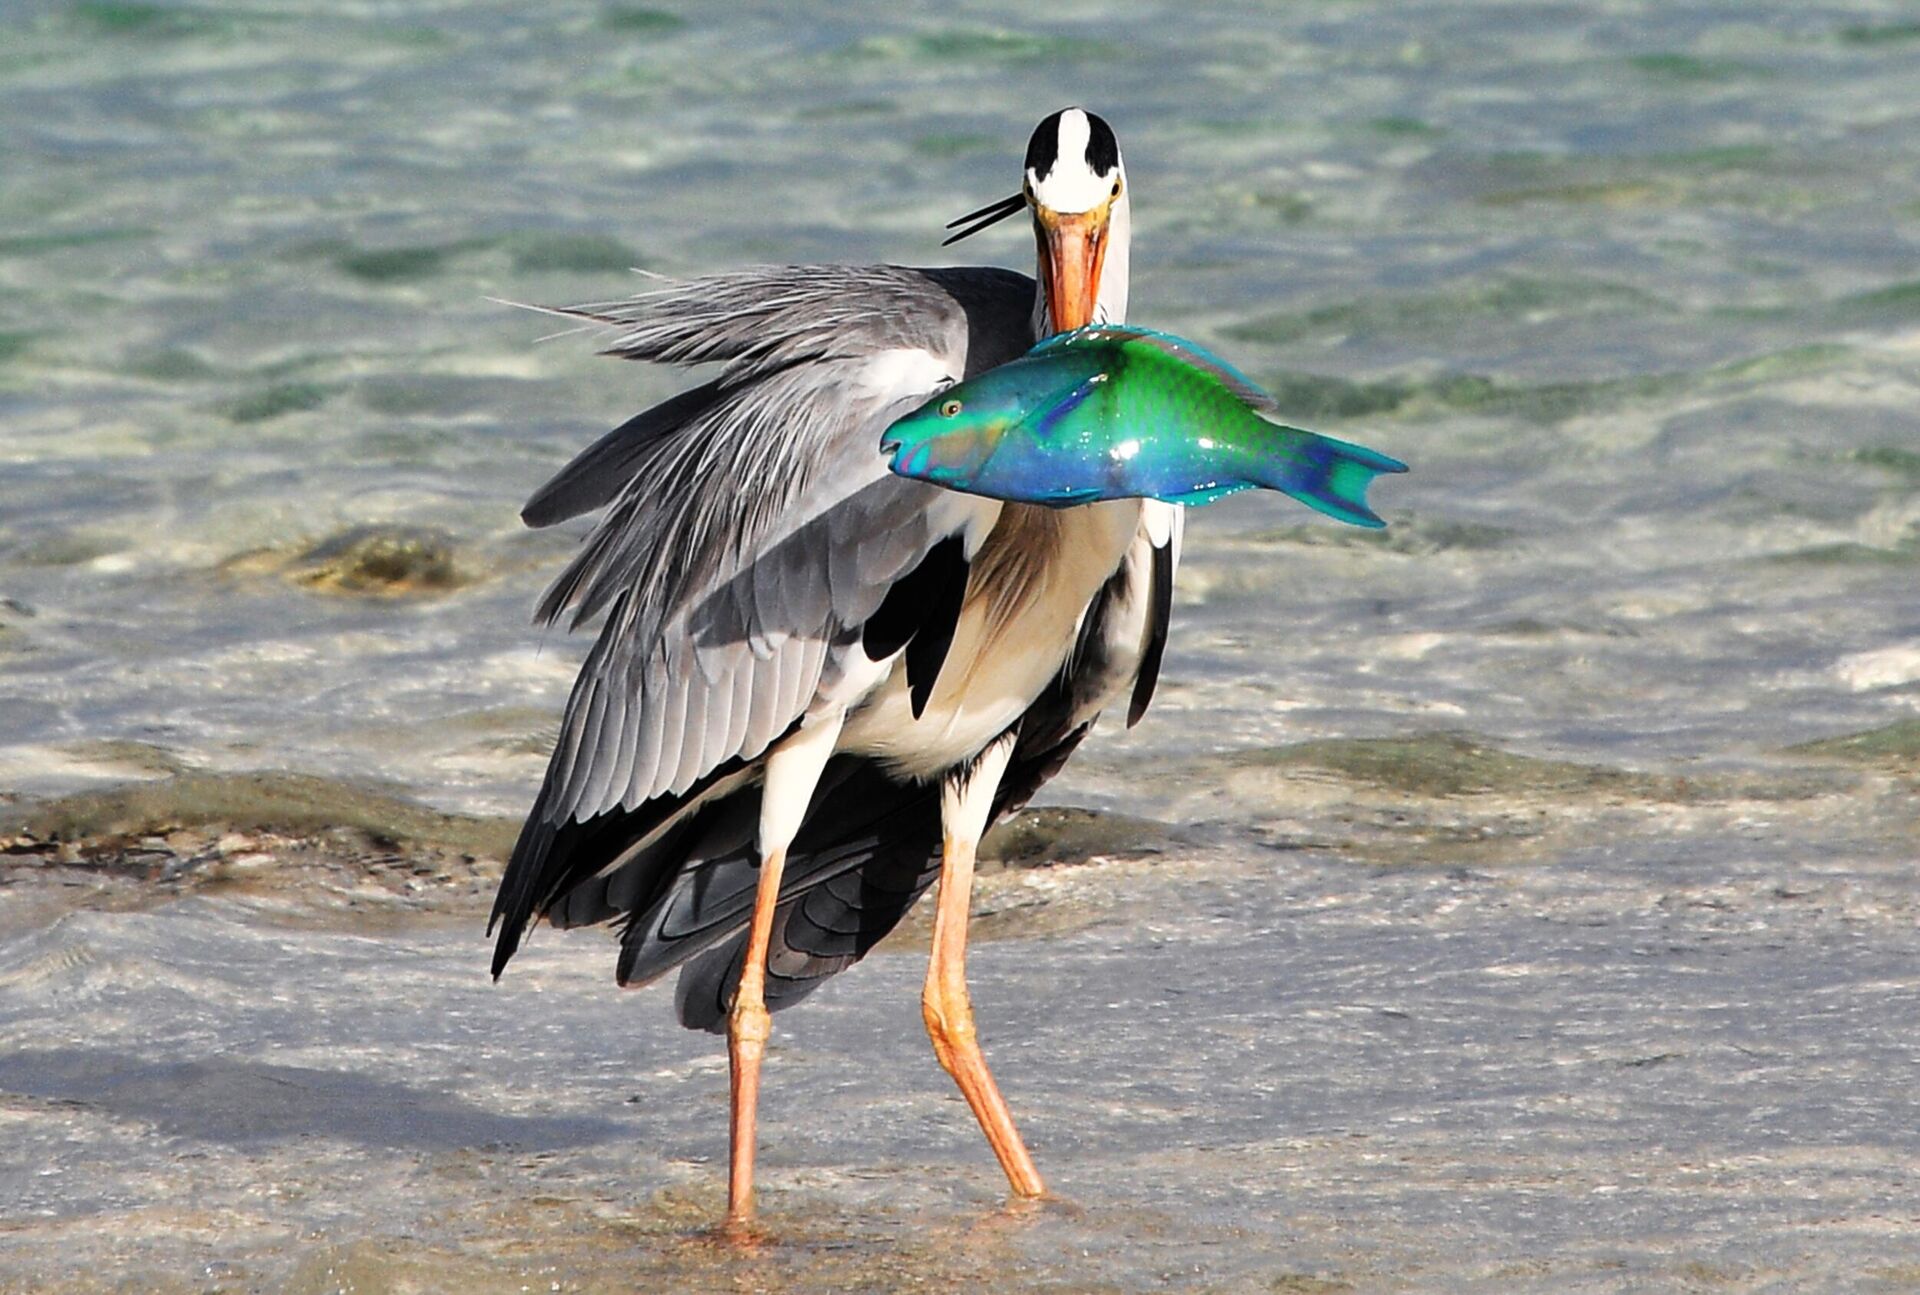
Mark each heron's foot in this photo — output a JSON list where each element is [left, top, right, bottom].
[[708, 1212, 773, 1252], [955, 1188, 1080, 1246], [997, 1188, 1080, 1220]]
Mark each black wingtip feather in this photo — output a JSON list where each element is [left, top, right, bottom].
[[490, 741, 774, 985], [489, 811, 556, 979], [1128, 539, 1175, 727], [861, 536, 969, 719], [904, 541, 968, 718]]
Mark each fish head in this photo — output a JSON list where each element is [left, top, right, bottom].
[[880, 352, 1109, 495], [880, 383, 1026, 488]]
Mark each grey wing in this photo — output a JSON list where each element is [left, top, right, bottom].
[[490, 265, 1030, 963], [517, 263, 1038, 537], [533, 265, 1032, 815]]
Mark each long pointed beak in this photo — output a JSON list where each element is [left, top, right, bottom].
[[1034, 205, 1110, 333]]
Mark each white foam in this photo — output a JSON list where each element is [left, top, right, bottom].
[[1835, 642, 1920, 691]]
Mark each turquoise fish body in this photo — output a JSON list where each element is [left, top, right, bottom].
[[880, 325, 1407, 527]]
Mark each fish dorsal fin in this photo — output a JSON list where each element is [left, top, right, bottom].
[[1030, 325, 1279, 412]]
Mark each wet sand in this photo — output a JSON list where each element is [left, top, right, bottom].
[[3, 745, 1915, 1293]]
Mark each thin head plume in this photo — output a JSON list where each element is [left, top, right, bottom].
[[942, 192, 1025, 246], [486, 296, 632, 344]]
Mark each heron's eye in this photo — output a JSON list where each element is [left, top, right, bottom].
[[940, 399, 963, 417], [1111, 180, 1122, 198]]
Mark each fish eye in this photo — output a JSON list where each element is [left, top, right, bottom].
[[939, 398, 963, 417]]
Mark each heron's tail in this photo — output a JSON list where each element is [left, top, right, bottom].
[[626, 758, 947, 1031], [1249, 427, 1407, 528], [491, 753, 949, 1033]]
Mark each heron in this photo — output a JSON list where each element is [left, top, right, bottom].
[[489, 107, 1175, 1229]]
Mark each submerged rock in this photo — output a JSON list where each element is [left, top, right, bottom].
[[1, 772, 517, 919], [1786, 719, 1920, 771], [980, 805, 1177, 871], [56, 739, 190, 778], [5, 770, 515, 858], [1, 772, 1183, 931], [286, 525, 465, 596], [1225, 732, 1686, 801]]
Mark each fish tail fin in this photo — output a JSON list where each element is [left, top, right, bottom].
[[1257, 428, 1408, 528]]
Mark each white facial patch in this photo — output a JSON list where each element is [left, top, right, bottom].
[[1028, 108, 1120, 214], [861, 347, 958, 399]]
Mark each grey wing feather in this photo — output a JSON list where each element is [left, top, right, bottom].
[[521, 380, 725, 528], [570, 263, 1033, 385]]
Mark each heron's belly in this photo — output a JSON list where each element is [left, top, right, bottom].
[[839, 498, 1140, 779]]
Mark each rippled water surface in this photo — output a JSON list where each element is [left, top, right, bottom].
[[3, 1, 1918, 1290]]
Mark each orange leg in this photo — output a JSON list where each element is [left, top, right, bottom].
[[921, 829, 1046, 1199], [725, 844, 787, 1230], [719, 713, 845, 1234]]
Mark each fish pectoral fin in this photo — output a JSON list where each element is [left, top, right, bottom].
[[1042, 485, 1107, 506], [1026, 373, 1110, 441]]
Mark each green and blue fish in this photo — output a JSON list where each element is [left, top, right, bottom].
[[881, 324, 1407, 527]]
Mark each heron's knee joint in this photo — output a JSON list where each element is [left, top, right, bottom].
[[730, 1002, 771, 1048], [921, 992, 978, 1048]]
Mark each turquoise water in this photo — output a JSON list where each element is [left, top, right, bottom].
[[4, 0, 1918, 810], [3, 3, 1918, 1290]]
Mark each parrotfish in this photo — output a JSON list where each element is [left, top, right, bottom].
[[880, 324, 1407, 527]]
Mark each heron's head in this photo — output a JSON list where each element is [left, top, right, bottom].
[[943, 107, 1130, 335], [1024, 107, 1127, 333]]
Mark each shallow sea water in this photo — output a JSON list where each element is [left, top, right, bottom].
[[2, 1, 1919, 1290]]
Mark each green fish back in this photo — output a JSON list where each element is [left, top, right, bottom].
[[1110, 335, 1268, 445]]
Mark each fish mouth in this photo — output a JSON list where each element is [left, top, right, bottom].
[[878, 417, 914, 464], [879, 431, 937, 480], [880, 429, 989, 486]]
